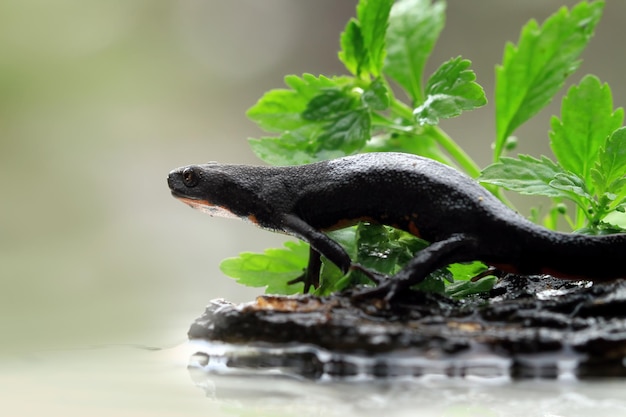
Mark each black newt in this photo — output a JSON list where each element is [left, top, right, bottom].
[[167, 152, 625, 297]]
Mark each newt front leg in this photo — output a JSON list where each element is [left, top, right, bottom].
[[287, 246, 322, 293], [283, 216, 383, 292]]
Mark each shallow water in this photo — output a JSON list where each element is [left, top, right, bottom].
[[3, 343, 626, 417]]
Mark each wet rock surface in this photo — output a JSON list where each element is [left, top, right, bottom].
[[188, 275, 626, 379]]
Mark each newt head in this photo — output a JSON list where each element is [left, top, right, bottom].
[[167, 162, 263, 222]]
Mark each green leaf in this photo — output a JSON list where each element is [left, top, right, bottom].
[[247, 74, 351, 133], [302, 88, 359, 121], [549, 75, 624, 185], [447, 261, 488, 282], [315, 259, 346, 296], [494, 1, 604, 159], [384, 0, 446, 103], [549, 172, 593, 203], [355, 223, 428, 275], [247, 89, 309, 133], [247, 74, 365, 165], [592, 126, 626, 195], [248, 130, 328, 166], [316, 107, 371, 153], [445, 276, 497, 299], [327, 223, 495, 297], [356, 224, 403, 275], [326, 227, 359, 260], [362, 77, 390, 110], [357, 0, 393, 77], [338, 0, 392, 78], [414, 57, 487, 125], [316, 227, 367, 294], [413, 270, 447, 294], [607, 178, 626, 211], [479, 154, 570, 198], [219, 241, 309, 295], [338, 19, 368, 77]]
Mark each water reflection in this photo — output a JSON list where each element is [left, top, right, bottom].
[[191, 363, 626, 417], [187, 340, 588, 381], [2, 343, 626, 416]]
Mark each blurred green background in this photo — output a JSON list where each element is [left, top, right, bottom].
[[1, 0, 625, 352]]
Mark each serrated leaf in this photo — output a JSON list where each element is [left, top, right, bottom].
[[338, 19, 368, 77], [550, 75, 623, 185], [247, 74, 361, 165], [611, 182, 626, 212], [247, 74, 351, 133], [549, 172, 593, 202], [302, 88, 359, 121], [494, 1, 604, 159], [355, 223, 428, 275], [362, 77, 390, 110], [316, 107, 371, 153], [315, 259, 346, 296], [414, 57, 486, 125], [284, 74, 351, 100], [413, 95, 459, 125], [356, 223, 404, 275], [592, 126, 626, 194], [479, 154, 570, 198], [326, 227, 359, 260], [413, 271, 447, 294], [248, 130, 323, 166], [384, 0, 446, 103], [316, 227, 366, 294], [246, 89, 310, 133], [445, 276, 497, 299], [447, 261, 488, 282], [575, 221, 626, 235], [357, 0, 393, 77], [338, 0, 392, 78], [219, 240, 309, 295], [612, 178, 626, 200], [249, 130, 349, 166]]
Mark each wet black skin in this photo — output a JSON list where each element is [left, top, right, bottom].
[[168, 152, 626, 297]]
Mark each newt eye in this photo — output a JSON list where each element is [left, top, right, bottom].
[[182, 167, 199, 187]]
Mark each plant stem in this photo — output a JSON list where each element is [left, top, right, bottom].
[[427, 126, 481, 179]]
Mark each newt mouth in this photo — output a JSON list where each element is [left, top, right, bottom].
[[173, 195, 213, 210], [170, 189, 196, 200], [172, 194, 242, 220]]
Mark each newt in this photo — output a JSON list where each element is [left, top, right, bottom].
[[167, 152, 625, 298]]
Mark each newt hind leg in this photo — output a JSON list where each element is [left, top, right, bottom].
[[353, 233, 480, 302]]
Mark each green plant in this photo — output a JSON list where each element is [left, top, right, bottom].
[[220, 0, 625, 297], [481, 75, 626, 232]]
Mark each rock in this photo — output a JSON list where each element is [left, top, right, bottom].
[[188, 275, 626, 379]]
